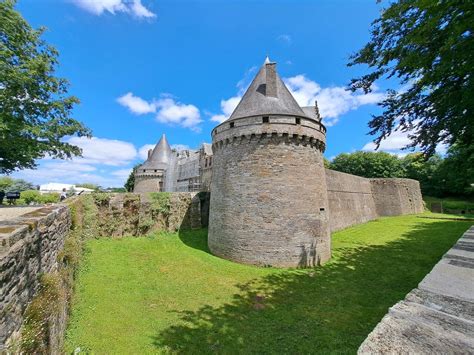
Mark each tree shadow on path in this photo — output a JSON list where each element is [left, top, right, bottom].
[[155, 219, 471, 354]]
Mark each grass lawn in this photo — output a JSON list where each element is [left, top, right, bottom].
[[65, 214, 472, 354]]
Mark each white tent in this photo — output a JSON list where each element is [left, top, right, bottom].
[[39, 183, 94, 194]]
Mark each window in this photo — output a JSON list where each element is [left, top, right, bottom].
[[143, 169, 146, 172], [205, 158, 208, 168], [230, 122, 235, 128], [209, 157, 212, 166], [295, 117, 301, 125], [262, 116, 269, 123], [154, 170, 157, 172]]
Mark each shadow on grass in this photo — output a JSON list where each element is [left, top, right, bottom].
[[178, 228, 210, 253], [155, 220, 471, 354]]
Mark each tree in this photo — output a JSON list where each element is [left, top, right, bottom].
[[124, 164, 139, 192], [329, 151, 405, 178], [0, 0, 91, 173], [0, 176, 35, 192], [401, 152, 443, 196], [435, 142, 474, 196], [348, 1, 473, 157]]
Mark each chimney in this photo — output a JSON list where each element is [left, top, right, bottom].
[[265, 62, 277, 98], [147, 149, 153, 159]]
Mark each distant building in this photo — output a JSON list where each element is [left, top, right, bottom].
[[133, 135, 213, 193], [39, 183, 94, 194]]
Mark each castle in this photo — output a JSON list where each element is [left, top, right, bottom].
[[135, 58, 424, 267]]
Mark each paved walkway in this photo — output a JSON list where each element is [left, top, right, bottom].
[[359, 226, 474, 354], [0, 206, 42, 222]]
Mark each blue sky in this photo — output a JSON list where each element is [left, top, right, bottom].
[[12, 0, 412, 187]]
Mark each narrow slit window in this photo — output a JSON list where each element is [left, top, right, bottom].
[[295, 117, 301, 125]]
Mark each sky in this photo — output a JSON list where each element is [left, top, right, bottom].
[[12, 0, 416, 187]]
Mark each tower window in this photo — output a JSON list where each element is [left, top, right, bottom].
[[262, 116, 269, 123], [143, 169, 146, 172], [154, 169, 157, 172], [230, 122, 235, 128], [295, 117, 301, 125]]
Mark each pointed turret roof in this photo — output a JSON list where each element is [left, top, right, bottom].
[[229, 58, 305, 120], [140, 134, 173, 170]]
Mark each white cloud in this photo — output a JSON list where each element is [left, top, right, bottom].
[[67, 136, 137, 166], [210, 96, 241, 123], [117, 92, 156, 115], [111, 168, 133, 179], [171, 144, 190, 151], [210, 73, 384, 125], [362, 130, 411, 152], [155, 98, 202, 132], [138, 144, 155, 160], [117, 93, 202, 131], [284, 75, 385, 126], [72, 0, 156, 18]]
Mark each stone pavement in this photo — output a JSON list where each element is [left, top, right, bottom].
[[359, 226, 474, 354], [0, 206, 42, 222]]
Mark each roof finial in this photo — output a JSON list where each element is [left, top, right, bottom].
[[264, 55, 271, 64]]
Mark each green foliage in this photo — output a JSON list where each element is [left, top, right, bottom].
[[434, 143, 474, 196], [92, 192, 111, 206], [124, 164, 140, 192], [149, 192, 171, 216], [20, 274, 65, 353], [330, 151, 405, 178], [0, 176, 35, 192], [65, 215, 471, 353], [0, 0, 91, 173], [19, 189, 59, 204], [401, 153, 443, 196], [323, 157, 330, 168], [348, 0, 473, 157], [424, 196, 474, 212]]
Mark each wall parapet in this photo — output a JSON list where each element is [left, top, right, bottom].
[[0, 205, 70, 348]]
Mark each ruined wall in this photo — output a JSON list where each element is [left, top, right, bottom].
[[93, 192, 206, 237], [325, 169, 378, 232], [370, 178, 424, 216], [0, 206, 70, 348], [133, 173, 164, 193], [325, 170, 424, 232]]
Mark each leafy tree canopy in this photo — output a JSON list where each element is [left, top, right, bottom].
[[0, 0, 91, 174], [125, 164, 140, 192], [348, 0, 473, 156], [329, 151, 405, 178], [0, 176, 35, 192]]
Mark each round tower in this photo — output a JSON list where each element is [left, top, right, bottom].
[[208, 59, 331, 267], [134, 134, 173, 193]]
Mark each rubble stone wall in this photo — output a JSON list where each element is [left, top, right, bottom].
[[0, 205, 70, 347]]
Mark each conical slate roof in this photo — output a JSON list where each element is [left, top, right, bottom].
[[229, 59, 305, 120], [140, 134, 173, 170]]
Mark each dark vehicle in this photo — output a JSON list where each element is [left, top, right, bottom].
[[6, 191, 20, 205]]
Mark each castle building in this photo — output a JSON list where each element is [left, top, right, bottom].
[[135, 57, 424, 268], [208, 58, 331, 267], [133, 135, 213, 193]]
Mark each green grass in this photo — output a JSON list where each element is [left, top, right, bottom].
[[65, 214, 472, 354], [424, 195, 474, 212]]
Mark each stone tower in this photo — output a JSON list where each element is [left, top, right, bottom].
[[134, 134, 173, 193], [209, 58, 331, 267]]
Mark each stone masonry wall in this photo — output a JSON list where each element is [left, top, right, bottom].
[[209, 135, 330, 268], [0, 205, 70, 347], [325, 169, 378, 232], [370, 178, 424, 216], [326, 170, 425, 232]]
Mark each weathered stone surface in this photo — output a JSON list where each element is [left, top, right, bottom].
[[0, 205, 70, 348], [359, 226, 474, 354]]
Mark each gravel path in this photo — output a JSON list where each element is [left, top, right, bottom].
[[0, 206, 43, 222]]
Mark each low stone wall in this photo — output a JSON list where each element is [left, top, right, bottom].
[[93, 192, 207, 237], [325, 169, 424, 232], [359, 226, 474, 353], [0, 205, 70, 348]]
